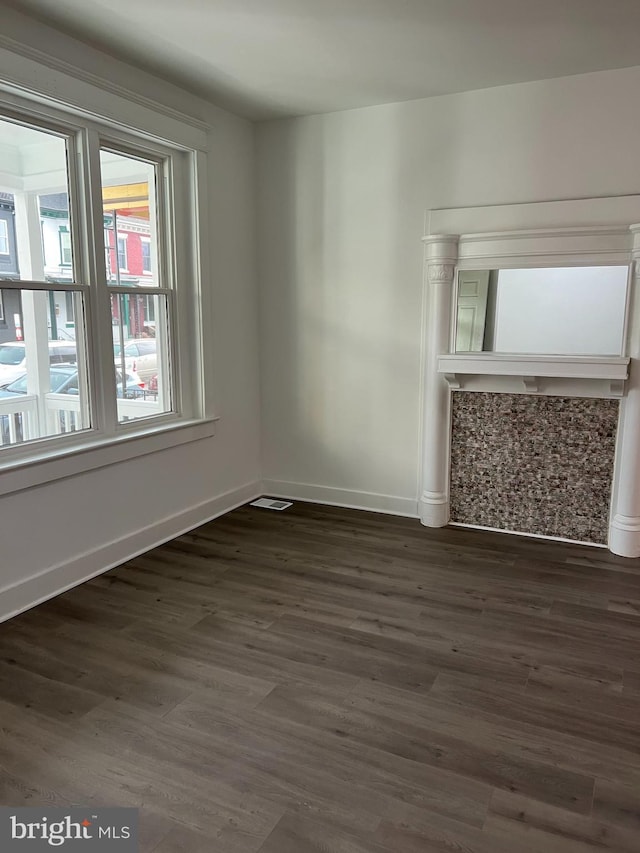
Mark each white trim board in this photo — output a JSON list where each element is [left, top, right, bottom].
[[0, 480, 261, 624], [429, 195, 640, 235], [262, 480, 419, 518], [0, 418, 218, 499]]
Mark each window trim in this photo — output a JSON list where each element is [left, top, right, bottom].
[[0, 415, 218, 498], [0, 88, 213, 493]]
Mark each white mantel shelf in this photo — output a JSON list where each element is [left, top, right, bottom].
[[437, 354, 630, 395]]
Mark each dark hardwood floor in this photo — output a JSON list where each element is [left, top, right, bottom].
[[1, 501, 640, 852]]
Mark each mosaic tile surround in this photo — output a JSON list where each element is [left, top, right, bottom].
[[449, 393, 619, 544]]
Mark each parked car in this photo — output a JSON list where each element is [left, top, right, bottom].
[[113, 338, 157, 384], [0, 366, 144, 399], [0, 366, 145, 445], [0, 340, 77, 385], [0, 366, 81, 398]]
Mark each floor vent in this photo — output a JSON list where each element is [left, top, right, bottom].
[[250, 498, 293, 511]]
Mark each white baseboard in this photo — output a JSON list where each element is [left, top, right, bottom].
[[261, 479, 419, 518], [0, 480, 261, 623]]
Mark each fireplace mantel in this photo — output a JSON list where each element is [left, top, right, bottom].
[[419, 195, 640, 557], [437, 353, 630, 397]]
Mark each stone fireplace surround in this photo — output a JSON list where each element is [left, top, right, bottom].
[[419, 195, 640, 556], [449, 392, 619, 545]]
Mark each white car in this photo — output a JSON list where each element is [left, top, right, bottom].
[[0, 340, 77, 385], [113, 338, 157, 384]]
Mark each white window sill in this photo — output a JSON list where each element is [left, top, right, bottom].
[[0, 415, 218, 497], [437, 353, 630, 397]]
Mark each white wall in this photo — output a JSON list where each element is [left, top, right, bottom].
[[493, 266, 628, 355], [257, 65, 640, 511], [0, 10, 261, 618]]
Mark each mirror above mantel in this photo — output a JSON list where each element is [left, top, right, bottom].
[[429, 225, 637, 398], [441, 261, 632, 397]]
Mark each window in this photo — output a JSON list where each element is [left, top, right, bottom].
[[59, 226, 72, 266], [0, 289, 4, 322], [141, 239, 151, 274], [0, 95, 205, 471], [142, 293, 155, 322], [0, 218, 8, 254], [116, 235, 127, 271]]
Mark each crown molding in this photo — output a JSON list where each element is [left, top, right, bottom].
[[0, 33, 209, 137]]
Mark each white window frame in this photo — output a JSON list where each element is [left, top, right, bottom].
[[0, 217, 9, 255], [0, 89, 215, 496]]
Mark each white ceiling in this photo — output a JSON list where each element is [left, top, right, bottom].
[[9, 0, 640, 120]]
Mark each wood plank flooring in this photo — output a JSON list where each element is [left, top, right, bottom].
[[1, 501, 640, 851]]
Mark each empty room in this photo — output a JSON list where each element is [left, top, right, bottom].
[[0, 1, 640, 851]]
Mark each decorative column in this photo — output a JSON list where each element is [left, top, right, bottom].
[[610, 225, 640, 557], [419, 235, 458, 527]]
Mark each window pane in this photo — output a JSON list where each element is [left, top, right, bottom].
[[100, 150, 158, 287], [111, 291, 171, 422], [117, 237, 127, 270], [0, 118, 74, 283], [0, 289, 89, 448], [0, 219, 9, 255], [59, 227, 72, 265], [141, 240, 151, 273]]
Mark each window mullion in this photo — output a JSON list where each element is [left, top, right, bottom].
[[0, 280, 90, 292], [79, 126, 118, 436]]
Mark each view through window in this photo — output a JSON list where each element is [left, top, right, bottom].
[[100, 149, 172, 421]]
